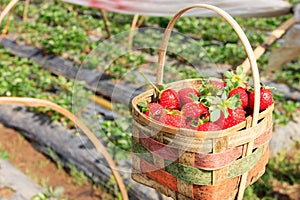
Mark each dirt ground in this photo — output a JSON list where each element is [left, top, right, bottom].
[[0, 123, 114, 200]]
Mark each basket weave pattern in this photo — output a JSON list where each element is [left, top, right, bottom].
[[131, 82, 273, 199], [131, 4, 275, 200]]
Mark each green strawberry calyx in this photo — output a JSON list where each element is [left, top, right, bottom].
[[199, 79, 223, 97], [207, 91, 241, 122], [223, 66, 249, 89], [138, 101, 149, 113]]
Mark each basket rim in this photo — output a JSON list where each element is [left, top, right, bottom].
[[131, 78, 274, 138]]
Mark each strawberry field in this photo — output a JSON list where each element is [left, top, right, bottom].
[[0, 0, 300, 199]]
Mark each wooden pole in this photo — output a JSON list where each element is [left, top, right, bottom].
[[128, 14, 145, 50], [128, 14, 139, 51], [241, 17, 296, 73], [99, 9, 111, 38], [22, 0, 30, 21]]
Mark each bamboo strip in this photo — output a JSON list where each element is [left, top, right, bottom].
[[0, 0, 19, 25]]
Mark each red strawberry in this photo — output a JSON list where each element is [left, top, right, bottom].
[[144, 102, 164, 121], [210, 79, 225, 91], [249, 88, 274, 111], [178, 87, 200, 106], [185, 119, 199, 130], [214, 106, 246, 129], [181, 102, 209, 120], [197, 122, 221, 131], [229, 87, 249, 108], [159, 89, 180, 110], [160, 110, 185, 128]]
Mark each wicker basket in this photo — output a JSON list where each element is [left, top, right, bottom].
[[131, 4, 274, 200]]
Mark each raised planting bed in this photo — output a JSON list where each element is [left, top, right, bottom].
[[0, 105, 168, 200], [1, 36, 300, 103]]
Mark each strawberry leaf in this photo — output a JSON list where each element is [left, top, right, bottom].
[[224, 71, 234, 78], [138, 102, 147, 107], [227, 94, 241, 109], [223, 66, 249, 90], [207, 96, 221, 105], [223, 109, 229, 118], [210, 109, 221, 122], [216, 90, 223, 96], [190, 93, 199, 102], [221, 91, 228, 100], [236, 65, 243, 74], [138, 102, 148, 113]]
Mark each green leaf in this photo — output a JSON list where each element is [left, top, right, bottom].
[[221, 91, 228, 100], [228, 94, 240, 102], [138, 102, 147, 108], [210, 109, 221, 122], [207, 96, 221, 105], [236, 66, 244, 74], [190, 93, 199, 102], [228, 100, 241, 109], [223, 109, 229, 118], [224, 71, 234, 78]]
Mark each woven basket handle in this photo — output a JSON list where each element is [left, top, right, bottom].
[[156, 4, 260, 127]]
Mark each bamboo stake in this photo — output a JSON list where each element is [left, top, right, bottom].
[[69, 5, 91, 32], [128, 14, 145, 50], [2, 4, 15, 35], [99, 9, 111, 38], [128, 14, 139, 51], [241, 17, 296, 73], [0, 97, 128, 200], [0, 0, 19, 25], [22, 0, 30, 21]]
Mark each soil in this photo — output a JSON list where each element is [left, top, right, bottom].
[[0, 123, 114, 200], [0, 187, 15, 199]]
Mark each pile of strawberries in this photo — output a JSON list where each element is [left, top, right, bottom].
[[138, 66, 274, 131]]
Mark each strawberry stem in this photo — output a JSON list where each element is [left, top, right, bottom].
[[139, 71, 161, 93]]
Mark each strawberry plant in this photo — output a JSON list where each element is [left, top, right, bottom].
[[99, 119, 132, 160], [0, 1, 299, 198], [0, 45, 91, 126]]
